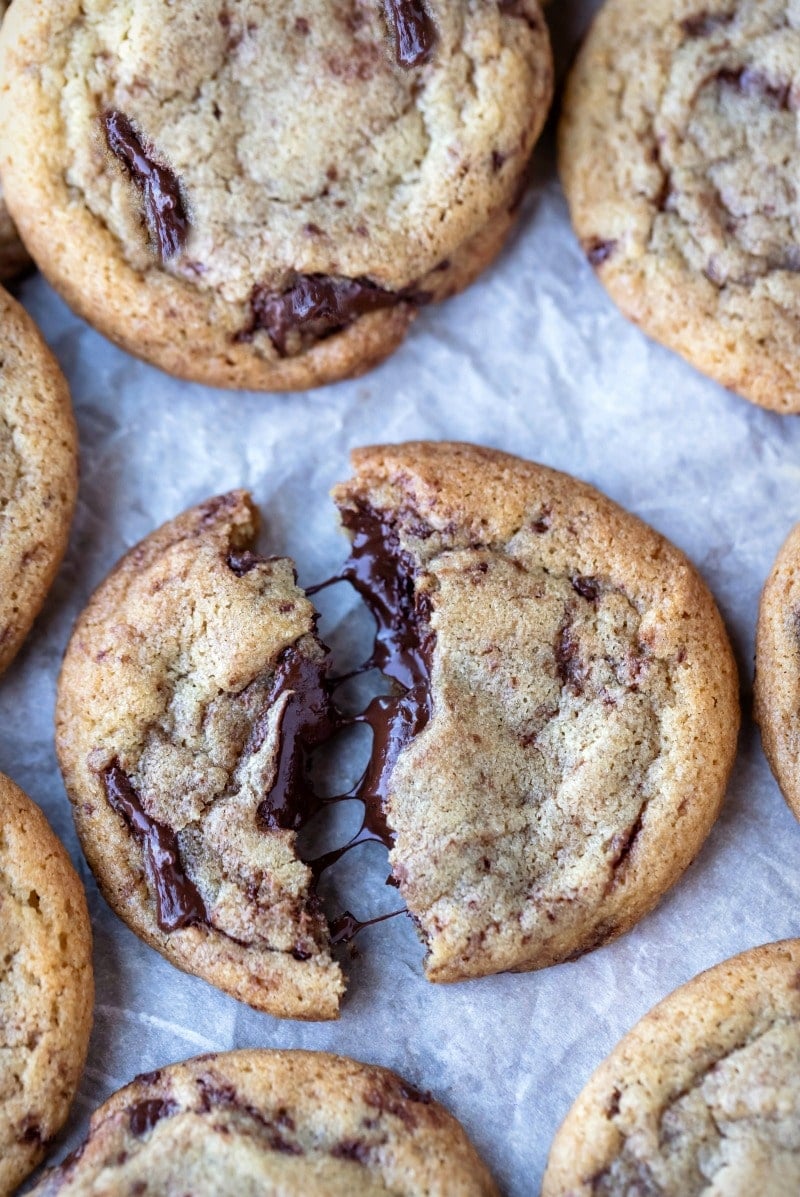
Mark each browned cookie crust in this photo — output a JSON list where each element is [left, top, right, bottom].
[[560, 0, 800, 413], [0, 772, 93, 1196], [0, 284, 78, 674], [0, 1, 553, 391], [31, 1050, 498, 1196], [333, 443, 739, 981], [56, 492, 345, 1020], [543, 940, 800, 1196], [755, 523, 800, 820]]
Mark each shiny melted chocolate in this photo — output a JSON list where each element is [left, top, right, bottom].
[[329, 907, 408, 946], [103, 110, 189, 261], [383, 0, 437, 68], [102, 763, 207, 933], [244, 275, 422, 356], [129, 1098, 178, 1138]]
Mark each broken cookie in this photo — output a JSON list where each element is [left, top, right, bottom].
[[55, 444, 739, 1018]]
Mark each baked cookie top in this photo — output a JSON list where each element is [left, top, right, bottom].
[[0, 772, 93, 1196], [0, 0, 552, 391], [560, 0, 800, 413], [0, 285, 77, 675], [755, 523, 800, 820], [31, 1050, 498, 1196], [56, 491, 347, 1021], [543, 939, 800, 1196], [333, 443, 739, 981]]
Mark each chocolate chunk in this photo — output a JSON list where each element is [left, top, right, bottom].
[[196, 1078, 302, 1154], [572, 576, 600, 602], [332, 1138, 372, 1164], [585, 238, 617, 268], [717, 67, 793, 111], [129, 1099, 178, 1138], [227, 549, 269, 576], [102, 111, 189, 261], [555, 623, 586, 694], [680, 11, 735, 37], [243, 275, 428, 355], [102, 762, 207, 933], [383, 0, 437, 69]]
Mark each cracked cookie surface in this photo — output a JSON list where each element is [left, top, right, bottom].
[[0, 0, 552, 391], [31, 1049, 498, 1196], [543, 940, 800, 1196], [56, 491, 345, 1020], [0, 772, 93, 1197], [560, 0, 800, 413], [335, 443, 738, 981], [754, 523, 800, 821], [0, 285, 78, 675]]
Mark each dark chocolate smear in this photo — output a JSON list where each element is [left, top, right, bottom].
[[243, 275, 427, 355], [102, 763, 207, 933], [383, 0, 437, 69], [102, 110, 189, 261], [129, 1098, 178, 1138]]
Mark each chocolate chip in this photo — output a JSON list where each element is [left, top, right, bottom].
[[227, 549, 265, 576], [240, 275, 428, 355], [680, 11, 734, 37], [585, 238, 617, 268], [332, 1138, 372, 1164], [572, 576, 600, 602], [129, 1099, 178, 1138], [101, 763, 207, 933], [102, 111, 189, 261], [382, 0, 437, 69], [717, 67, 794, 111], [555, 623, 586, 694]]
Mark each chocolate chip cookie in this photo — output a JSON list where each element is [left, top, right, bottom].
[[0, 1, 553, 392], [0, 284, 78, 675], [56, 491, 347, 1020], [331, 443, 738, 980], [543, 939, 800, 1195], [31, 1050, 497, 1196], [755, 523, 800, 820], [0, 2, 30, 280], [0, 772, 93, 1196], [57, 445, 739, 1010], [560, 0, 800, 413]]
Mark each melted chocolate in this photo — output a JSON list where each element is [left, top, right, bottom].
[[103, 110, 188, 260], [383, 0, 437, 69], [102, 763, 207, 932], [243, 275, 427, 355], [329, 907, 407, 946], [680, 11, 735, 37], [717, 67, 793, 111], [129, 1098, 178, 1137], [256, 648, 340, 831]]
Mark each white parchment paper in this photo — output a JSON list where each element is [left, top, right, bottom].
[[5, 3, 800, 1191]]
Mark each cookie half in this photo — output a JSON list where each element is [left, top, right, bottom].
[[560, 0, 800, 413], [332, 443, 739, 980], [31, 1050, 497, 1196], [543, 939, 800, 1195], [0, 1, 553, 391], [755, 523, 800, 819], [56, 491, 347, 1020], [0, 772, 93, 1196], [0, 284, 78, 674], [0, 2, 31, 280]]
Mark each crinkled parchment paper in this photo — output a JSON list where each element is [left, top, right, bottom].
[[5, 3, 800, 1192]]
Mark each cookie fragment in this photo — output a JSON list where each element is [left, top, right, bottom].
[[31, 1050, 498, 1196], [0, 772, 93, 1195], [0, 0, 552, 389], [0, 285, 78, 675], [560, 0, 800, 412], [331, 443, 739, 981], [543, 940, 800, 1196], [56, 491, 345, 1020]]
